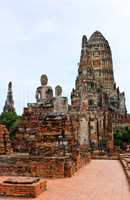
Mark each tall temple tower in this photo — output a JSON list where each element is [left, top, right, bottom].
[[3, 82, 15, 113], [80, 31, 115, 94], [71, 31, 127, 114]]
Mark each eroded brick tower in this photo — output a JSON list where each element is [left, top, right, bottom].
[[86, 31, 114, 94], [71, 31, 127, 114], [71, 31, 127, 149]]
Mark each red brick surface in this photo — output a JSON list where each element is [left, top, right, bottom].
[[0, 160, 129, 200]]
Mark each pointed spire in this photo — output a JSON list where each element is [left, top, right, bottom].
[[3, 82, 15, 113], [80, 35, 88, 62], [82, 35, 87, 48]]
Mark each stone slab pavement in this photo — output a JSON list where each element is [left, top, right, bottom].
[[0, 160, 130, 200]]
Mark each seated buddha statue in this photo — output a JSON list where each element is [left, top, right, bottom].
[[53, 85, 68, 113], [35, 74, 53, 104]]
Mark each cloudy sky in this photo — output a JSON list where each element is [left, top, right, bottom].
[[0, 0, 130, 114]]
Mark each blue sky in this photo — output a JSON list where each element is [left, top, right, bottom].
[[0, 0, 130, 114]]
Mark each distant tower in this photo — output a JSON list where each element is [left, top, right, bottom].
[[3, 82, 15, 113]]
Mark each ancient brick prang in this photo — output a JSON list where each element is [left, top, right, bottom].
[[74, 31, 127, 114], [70, 31, 129, 150]]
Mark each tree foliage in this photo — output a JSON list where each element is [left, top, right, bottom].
[[0, 112, 21, 138], [114, 127, 130, 149]]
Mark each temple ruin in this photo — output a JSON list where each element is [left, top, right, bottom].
[[0, 31, 130, 182]]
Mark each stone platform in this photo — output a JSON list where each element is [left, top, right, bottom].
[[0, 176, 47, 198]]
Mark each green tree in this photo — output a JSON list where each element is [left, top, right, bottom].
[[113, 130, 123, 147], [122, 127, 130, 143], [114, 127, 130, 149], [0, 112, 21, 138]]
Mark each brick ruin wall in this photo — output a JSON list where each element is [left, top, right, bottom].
[[0, 124, 12, 155], [0, 153, 90, 178]]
